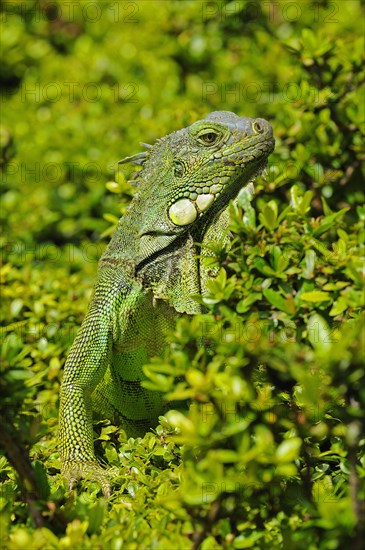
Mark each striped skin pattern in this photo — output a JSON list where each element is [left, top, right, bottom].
[[59, 111, 275, 494]]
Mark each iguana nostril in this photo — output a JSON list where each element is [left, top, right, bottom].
[[253, 118, 274, 138]]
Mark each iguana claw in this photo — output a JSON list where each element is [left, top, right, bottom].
[[62, 461, 113, 497]]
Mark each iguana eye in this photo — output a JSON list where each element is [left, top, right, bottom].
[[198, 131, 219, 145]]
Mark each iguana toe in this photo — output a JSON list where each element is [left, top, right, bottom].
[[62, 461, 112, 497]]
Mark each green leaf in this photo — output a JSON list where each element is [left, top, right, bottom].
[[299, 190, 314, 215], [103, 213, 119, 224], [275, 437, 302, 463], [301, 250, 316, 279], [290, 185, 313, 215], [263, 288, 293, 314], [307, 314, 333, 351], [300, 291, 331, 303], [233, 534, 261, 548], [32, 460, 50, 500], [105, 181, 122, 193], [329, 297, 348, 316], [210, 450, 239, 463], [253, 258, 278, 277], [270, 246, 289, 273], [313, 208, 350, 237], [259, 202, 278, 230], [237, 186, 256, 230], [321, 196, 333, 216], [87, 499, 106, 534], [10, 299, 24, 317], [236, 293, 261, 313]]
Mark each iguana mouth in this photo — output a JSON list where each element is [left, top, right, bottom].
[[218, 136, 275, 167]]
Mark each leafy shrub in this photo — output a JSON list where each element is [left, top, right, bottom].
[[146, 185, 364, 548]]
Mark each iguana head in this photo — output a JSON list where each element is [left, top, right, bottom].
[[119, 110, 274, 239]]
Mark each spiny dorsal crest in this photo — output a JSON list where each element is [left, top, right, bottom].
[[118, 142, 153, 185]]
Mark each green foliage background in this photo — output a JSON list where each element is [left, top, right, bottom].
[[0, 1, 364, 548]]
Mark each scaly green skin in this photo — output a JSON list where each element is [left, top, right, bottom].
[[59, 111, 275, 494]]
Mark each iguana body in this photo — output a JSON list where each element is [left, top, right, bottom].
[[59, 111, 274, 493]]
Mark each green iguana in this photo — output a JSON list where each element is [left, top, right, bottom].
[[59, 111, 275, 495]]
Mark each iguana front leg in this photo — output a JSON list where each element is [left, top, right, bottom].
[[59, 267, 134, 495]]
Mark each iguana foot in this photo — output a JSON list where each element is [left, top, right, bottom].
[[62, 461, 115, 497]]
